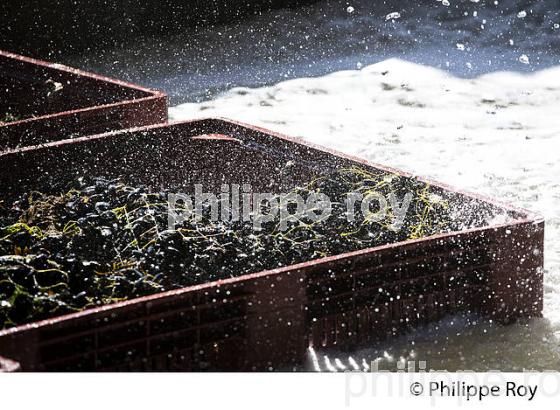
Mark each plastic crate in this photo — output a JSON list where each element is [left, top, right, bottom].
[[0, 119, 544, 371], [0, 50, 167, 151]]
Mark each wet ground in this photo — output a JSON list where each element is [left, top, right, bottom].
[[57, 0, 560, 371]]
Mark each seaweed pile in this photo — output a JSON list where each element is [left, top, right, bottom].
[[0, 113, 21, 125], [0, 168, 456, 329]]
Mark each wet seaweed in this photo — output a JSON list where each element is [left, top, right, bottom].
[[0, 168, 459, 329], [0, 113, 21, 125]]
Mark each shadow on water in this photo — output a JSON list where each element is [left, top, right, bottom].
[[49, 0, 560, 105]]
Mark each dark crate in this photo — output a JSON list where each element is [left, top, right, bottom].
[[0, 50, 167, 151], [0, 119, 544, 371]]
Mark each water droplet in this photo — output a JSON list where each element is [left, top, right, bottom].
[[385, 12, 401, 21]]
